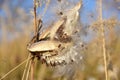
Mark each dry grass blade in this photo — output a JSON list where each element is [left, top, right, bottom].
[[30, 58, 35, 80], [0, 57, 32, 80]]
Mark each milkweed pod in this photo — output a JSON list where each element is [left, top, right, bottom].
[[70, 2, 81, 12], [27, 40, 60, 52], [63, 2, 81, 36], [49, 19, 65, 39], [39, 19, 65, 39]]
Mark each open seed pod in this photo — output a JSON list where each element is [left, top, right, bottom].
[[39, 19, 65, 40], [27, 2, 83, 66], [61, 2, 81, 36], [27, 40, 61, 52]]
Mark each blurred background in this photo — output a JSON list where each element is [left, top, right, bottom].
[[0, 0, 120, 80]]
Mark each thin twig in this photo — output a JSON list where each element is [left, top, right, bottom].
[[0, 57, 32, 80], [98, 0, 108, 80]]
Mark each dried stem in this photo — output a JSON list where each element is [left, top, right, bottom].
[[34, 0, 37, 37], [98, 0, 108, 80], [30, 0, 38, 80]]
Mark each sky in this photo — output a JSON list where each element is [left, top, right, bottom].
[[0, 0, 95, 20], [0, 0, 120, 19], [0, 0, 120, 42]]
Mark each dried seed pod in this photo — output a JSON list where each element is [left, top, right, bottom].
[[27, 2, 84, 67], [27, 40, 61, 52], [39, 19, 65, 40], [62, 2, 81, 36]]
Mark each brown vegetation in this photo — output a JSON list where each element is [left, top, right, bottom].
[[0, 0, 120, 80]]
